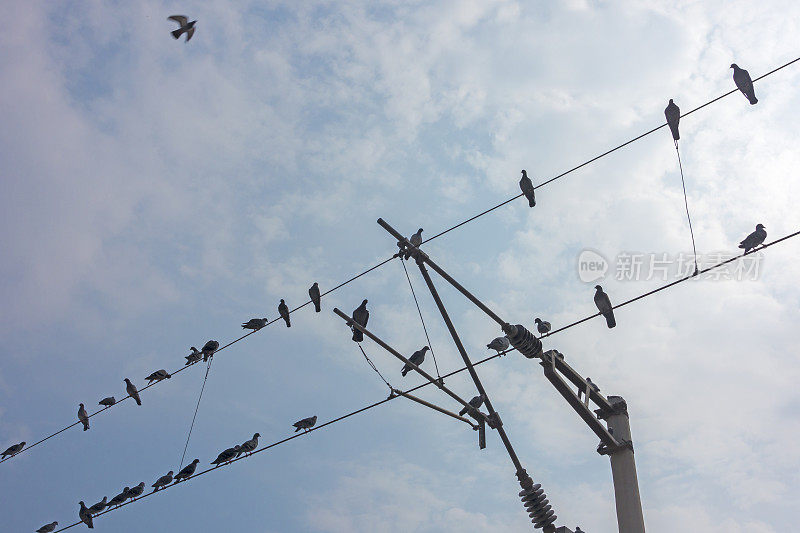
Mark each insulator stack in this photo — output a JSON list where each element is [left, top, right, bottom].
[[504, 324, 543, 359], [519, 484, 557, 529]]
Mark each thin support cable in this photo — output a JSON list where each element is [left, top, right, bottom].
[[675, 140, 699, 275], [178, 357, 214, 471], [358, 344, 392, 389], [400, 259, 442, 380]]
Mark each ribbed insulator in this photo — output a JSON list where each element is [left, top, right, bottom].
[[505, 324, 543, 359]]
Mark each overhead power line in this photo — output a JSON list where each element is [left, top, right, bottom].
[[49, 228, 800, 532]]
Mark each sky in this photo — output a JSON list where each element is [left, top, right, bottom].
[[2, 1, 800, 532]]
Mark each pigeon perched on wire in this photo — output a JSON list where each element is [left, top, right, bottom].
[[36, 522, 58, 533], [403, 228, 424, 260], [242, 317, 268, 331], [236, 433, 260, 457], [168, 15, 196, 42], [401, 346, 429, 376], [152, 471, 174, 492], [351, 299, 369, 342], [665, 99, 680, 141], [78, 403, 90, 431], [486, 337, 510, 353], [519, 170, 536, 207], [211, 446, 240, 465], [145, 369, 171, 384], [534, 318, 551, 335], [201, 340, 219, 362], [98, 396, 115, 407], [87, 497, 107, 515], [731, 63, 758, 104], [293, 415, 317, 432], [278, 299, 291, 327], [738, 224, 767, 253], [174, 459, 200, 482], [185, 346, 202, 365], [309, 282, 322, 312], [594, 285, 616, 328], [78, 501, 94, 528], [124, 378, 141, 405], [127, 482, 145, 500], [459, 395, 485, 416], [108, 487, 130, 508], [1, 441, 25, 458]]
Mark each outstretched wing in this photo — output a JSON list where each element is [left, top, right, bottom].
[[185, 26, 195, 41], [168, 15, 188, 26]]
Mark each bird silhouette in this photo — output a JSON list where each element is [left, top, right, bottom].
[[293, 415, 317, 432], [78, 403, 90, 431], [593, 285, 616, 328], [168, 15, 196, 42], [1, 441, 25, 458], [401, 346, 429, 376], [534, 318, 551, 335], [739, 224, 767, 253], [665, 99, 680, 141], [351, 299, 369, 342], [459, 395, 485, 416], [309, 282, 322, 312], [731, 63, 757, 104], [520, 170, 536, 207], [278, 299, 291, 327], [78, 501, 94, 528], [124, 378, 141, 406]]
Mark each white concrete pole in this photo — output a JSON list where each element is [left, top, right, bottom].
[[605, 396, 645, 533]]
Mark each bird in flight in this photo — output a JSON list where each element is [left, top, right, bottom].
[[168, 15, 196, 42]]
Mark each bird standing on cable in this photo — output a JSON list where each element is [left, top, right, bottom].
[[403, 228, 424, 259], [401, 346, 429, 376], [87, 497, 107, 515], [459, 395, 485, 416], [309, 282, 322, 312], [124, 378, 141, 405], [201, 340, 219, 361], [36, 522, 58, 533], [520, 170, 536, 207], [185, 346, 202, 365], [534, 318, 551, 335], [78, 403, 90, 431], [98, 396, 115, 406], [145, 369, 171, 384], [108, 487, 130, 509], [211, 445, 241, 465], [731, 63, 758, 104], [236, 433, 260, 457], [293, 415, 317, 432], [594, 285, 616, 328], [665, 99, 680, 141], [128, 482, 145, 500], [152, 471, 174, 492], [174, 459, 200, 482], [738, 224, 766, 253], [351, 299, 369, 342], [2, 441, 25, 458], [78, 501, 94, 528], [278, 299, 291, 327], [168, 15, 196, 42], [486, 336, 509, 353], [242, 318, 268, 331]]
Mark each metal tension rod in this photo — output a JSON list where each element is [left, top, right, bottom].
[[332, 308, 475, 413], [392, 389, 479, 430]]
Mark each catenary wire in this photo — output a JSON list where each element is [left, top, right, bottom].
[[178, 357, 214, 471], [400, 259, 442, 380]]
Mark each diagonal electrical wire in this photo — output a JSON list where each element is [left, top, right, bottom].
[[50, 229, 800, 532], [1, 255, 401, 466], [358, 343, 392, 389], [422, 55, 800, 245], [400, 259, 442, 380], [178, 357, 214, 471], [674, 140, 699, 275]]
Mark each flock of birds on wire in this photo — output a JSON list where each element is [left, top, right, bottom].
[[4, 13, 774, 533]]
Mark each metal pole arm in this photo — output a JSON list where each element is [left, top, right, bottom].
[[392, 389, 479, 430]]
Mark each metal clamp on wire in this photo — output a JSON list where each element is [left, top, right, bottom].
[[503, 324, 543, 359]]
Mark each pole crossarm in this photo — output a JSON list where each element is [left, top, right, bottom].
[[392, 389, 479, 430]]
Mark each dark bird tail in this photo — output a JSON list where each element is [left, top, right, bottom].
[[748, 94, 758, 105], [171, 28, 183, 39], [352, 329, 363, 342], [134, 396, 142, 406], [314, 301, 321, 312], [604, 312, 616, 328], [284, 317, 291, 327], [294, 426, 301, 432], [668, 123, 680, 141], [401, 366, 409, 377]]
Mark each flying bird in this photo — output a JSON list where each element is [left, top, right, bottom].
[[168, 15, 196, 42], [520, 170, 536, 207], [174, 459, 200, 482], [108, 487, 130, 508], [594, 285, 616, 328], [236, 433, 260, 457], [486, 336, 510, 353], [665, 99, 680, 141], [127, 482, 145, 500], [738, 224, 767, 253], [242, 318, 268, 330], [211, 446, 240, 465], [78, 404, 90, 431], [202, 340, 219, 361], [534, 318, 551, 335], [293, 415, 317, 432], [2, 441, 25, 458], [98, 396, 115, 407], [87, 497, 107, 515], [731, 63, 758, 104], [185, 346, 202, 365], [124, 378, 141, 406], [145, 369, 171, 384], [459, 395, 485, 416], [351, 299, 369, 342], [309, 282, 322, 312], [404, 228, 424, 259], [78, 501, 94, 528], [278, 299, 291, 327], [401, 346, 429, 376], [152, 471, 174, 492], [36, 522, 58, 533]]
